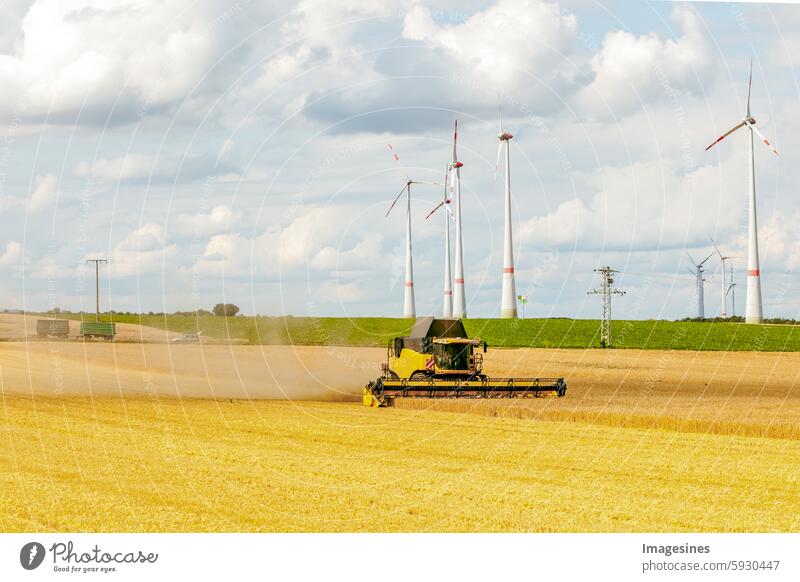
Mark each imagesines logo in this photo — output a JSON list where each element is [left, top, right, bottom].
[[20, 542, 46, 570]]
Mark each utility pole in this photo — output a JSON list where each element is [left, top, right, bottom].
[[86, 259, 108, 322], [516, 294, 528, 319], [587, 266, 625, 348]]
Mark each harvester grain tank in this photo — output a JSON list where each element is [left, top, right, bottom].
[[363, 317, 566, 407]]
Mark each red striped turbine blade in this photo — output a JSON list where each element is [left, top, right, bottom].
[[705, 120, 746, 151], [425, 200, 445, 220], [387, 143, 410, 181], [749, 123, 779, 156], [386, 184, 408, 217]]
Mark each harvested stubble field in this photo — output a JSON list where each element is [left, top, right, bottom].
[[0, 337, 798, 532]]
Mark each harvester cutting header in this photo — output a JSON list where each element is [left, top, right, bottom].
[[363, 317, 566, 407]]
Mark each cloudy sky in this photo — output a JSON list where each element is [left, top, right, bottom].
[[1, 0, 799, 319]]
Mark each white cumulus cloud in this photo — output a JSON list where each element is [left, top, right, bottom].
[[575, 5, 711, 116], [109, 223, 177, 276], [74, 153, 155, 181], [29, 173, 58, 212], [402, 0, 578, 90], [0, 241, 22, 266], [176, 205, 242, 236], [519, 159, 742, 250], [0, 0, 252, 123]]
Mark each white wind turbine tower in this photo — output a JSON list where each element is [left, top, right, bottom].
[[386, 144, 438, 318], [705, 61, 779, 324], [687, 252, 714, 319], [496, 108, 517, 319], [451, 120, 467, 319], [711, 238, 740, 319], [426, 166, 455, 317]]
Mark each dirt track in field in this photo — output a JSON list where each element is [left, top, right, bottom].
[[0, 313, 178, 343], [0, 341, 381, 400]]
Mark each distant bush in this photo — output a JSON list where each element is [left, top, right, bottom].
[[213, 303, 240, 317], [174, 309, 213, 317]]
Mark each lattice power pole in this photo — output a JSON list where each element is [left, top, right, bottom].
[[587, 266, 625, 348]]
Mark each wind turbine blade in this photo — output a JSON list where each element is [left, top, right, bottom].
[[425, 200, 445, 220], [442, 166, 450, 201], [452, 119, 458, 163], [387, 143, 410, 181], [748, 122, 779, 156], [386, 184, 408, 217], [445, 204, 455, 221], [746, 58, 753, 117], [705, 121, 747, 151], [449, 166, 456, 192], [499, 101, 504, 133], [699, 251, 715, 267], [686, 253, 697, 266], [494, 141, 503, 180], [709, 235, 723, 259], [410, 181, 441, 186]]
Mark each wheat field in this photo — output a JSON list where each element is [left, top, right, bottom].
[[1, 335, 799, 532], [1, 394, 798, 532]]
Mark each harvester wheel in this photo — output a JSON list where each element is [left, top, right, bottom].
[[410, 371, 430, 381], [384, 371, 399, 380]]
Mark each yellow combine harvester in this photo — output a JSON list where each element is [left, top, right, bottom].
[[363, 317, 567, 407]]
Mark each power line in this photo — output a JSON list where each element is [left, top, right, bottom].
[[587, 266, 625, 348]]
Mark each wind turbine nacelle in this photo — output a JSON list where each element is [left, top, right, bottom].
[[746, 116, 756, 125], [498, 132, 513, 141], [452, 161, 463, 168]]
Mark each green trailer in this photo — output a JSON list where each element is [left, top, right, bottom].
[[79, 321, 116, 341], [37, 319, 70, 339]]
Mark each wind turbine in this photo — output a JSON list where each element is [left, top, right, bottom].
[[386, 144, 438, 319], [450, 120, 467, 319], [687, 252, 714, 319], [728, 265, 738, 317], [496, 107, 517, 319], [711, 238, 741, 319], [426, 166, 455, 317], [705, 61, 779, 323]]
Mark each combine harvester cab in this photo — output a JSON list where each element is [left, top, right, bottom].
[[364, 317, 567, 407]]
